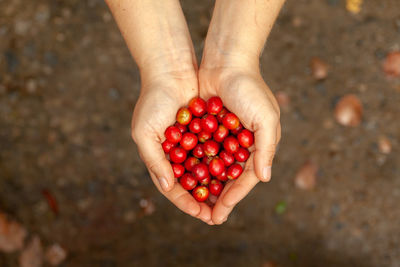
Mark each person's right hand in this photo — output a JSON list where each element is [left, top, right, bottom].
[[131, 68, 214, 225]]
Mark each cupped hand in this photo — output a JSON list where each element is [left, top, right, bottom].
[[199, 67, 281, 224], [131, 70, 214, 225]]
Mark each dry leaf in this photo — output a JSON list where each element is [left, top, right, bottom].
[[346, 0, 363, 14], [45, 244, 67, 266], [19, 236, 43, 267], [378, 136, 392, 154], [334, 94, 363, 127], [295, 161, 318, 190], [0, 212, 27, 253], [310, 57, 329, 80], [383, 51, 400, 78]]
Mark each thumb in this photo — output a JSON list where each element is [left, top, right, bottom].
[[134, 134, 175, 192], [253, 114, 279, 182]]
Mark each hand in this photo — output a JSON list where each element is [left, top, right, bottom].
[[131, 70, 214, 225], [199, 66, 281, 224]]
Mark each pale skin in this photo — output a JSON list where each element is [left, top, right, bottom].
[[106, 0, 284, 225]]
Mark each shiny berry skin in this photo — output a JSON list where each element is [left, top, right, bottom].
[[162, 140, 176, 154], [213, 125, 229, 142], [199, 175, 211, 186], [223, 136, 239, 154], [204, 140, 220, 157], [209, 157, 225, 176], [234, 147, 250, 162], [174, 122, 187, 134], [180, 132, 198, 151], [192, 144, 205, 158], [222, 113, 240, 130], [198, 131, 212, 143], [192, 186, 209, 202], [216, 170, 228, 182], [227, 163, 243, 180], [202, 156, 213, 165], [176, 107, 192, 125], [192, 163, 209, 181], [184, 156, 200, 172], [188, 118, 202, 133], [201, 114, 218, 133], [172, 164, 185, 178], [209, 179, 223, 196], [219, 150, 235, 166], [180, 173, 197, 191], [206, 96, 223, 115], [169, 147, 187, 163], [237, 129, 254, 148], [164, 126, 182, 144], [188, 97, 207, 117], [230, 123, 243, 135], [217, 107, 229, 123]]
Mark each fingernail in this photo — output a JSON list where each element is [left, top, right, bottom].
[[262, 166, 272, 182], [159, 177, 169, 191]]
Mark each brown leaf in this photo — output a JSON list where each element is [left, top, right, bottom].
[[383, 51, 400, 78], [295, 161, 318, 190], [45, 244, 67, 266], [334, 94, 363, 127], [310, 57, 329, 80], [378, 136, 392, 154], [19, 236, 43, 267], [0, 212, 27, 253]]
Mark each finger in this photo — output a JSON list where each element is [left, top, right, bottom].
[[253, 113, 279, 182], [198, 202, 214, 225], [211, 180, 236, 225], [135, 135, 175, 192]]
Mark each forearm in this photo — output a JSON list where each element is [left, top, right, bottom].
[[202, 0, 285, 70], [106, 0, 197, 78]]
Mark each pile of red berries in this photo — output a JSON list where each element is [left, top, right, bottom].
[[162, 97, 254, 202]]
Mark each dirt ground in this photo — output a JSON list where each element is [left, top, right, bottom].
[[1, 0, 400, 266]]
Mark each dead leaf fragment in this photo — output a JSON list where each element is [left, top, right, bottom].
[[45, 244, 67, 266], [0, 212, 27, 253], [346, 0, 363, 14], [383, 51, 400, 78], [378, 136, 392, 154], [295, 161, 318, 190], [19, 236, 43, 267], [334, 94, 363, 127], [310, 57, 329, 80]]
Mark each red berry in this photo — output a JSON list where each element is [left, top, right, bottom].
[[213, 125, 229, 142], [209, 157, 225, 176], [223, 136, 239, 154], [198, 131, 212, 143], [188, 118, 202, 133], [174, 122, 187, 134], [207, 96, 223, 115], [192, 186, 209, 202], [180, 173, 197, 191], [204, 140, 220, 157], [162, 140, 176, 154], [227, 163, 243, 180], [192, 144, 205, 158], [180, 132, 198, 151], [192, 163, 209, 181], [172, 164, 185, 178], [219, 150, 235, 166], [201, 114, 218, 133], [165, 126, 182, 144], [189, 97, 207, 117], [169, 147, 187, 163], [199, 175, 211, 186], [237, 129, 254, 148], [234, 147, 250, 162], [202, 156, 213, 165], [222, 113, 240, 130], [176, 107, 192, 125], [230, 123, 243, 135], [184, 156, 200, 172], [209, 179, 223, 196], [216, 170, 228, 182], [217, 107, 229, 123]]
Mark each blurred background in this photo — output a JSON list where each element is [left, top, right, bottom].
[[1, 0, 400, 266]]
